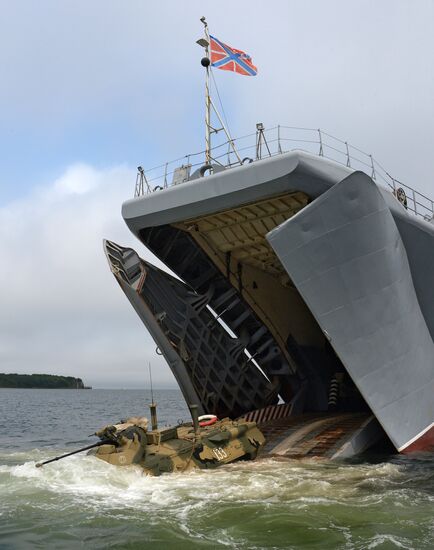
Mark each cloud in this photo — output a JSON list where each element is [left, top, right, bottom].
[[0, 164, 176, 388], [2, 1, 433, 199]]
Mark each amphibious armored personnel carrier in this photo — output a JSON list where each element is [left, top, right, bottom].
[[92, 413, 264, 475], [36, 406, 266, 475]]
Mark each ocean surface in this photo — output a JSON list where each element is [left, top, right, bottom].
[[0, 389, 433, 549]]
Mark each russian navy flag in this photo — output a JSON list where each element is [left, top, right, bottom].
[[210, 35, 257, 76]]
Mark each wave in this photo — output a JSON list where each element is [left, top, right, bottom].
[[1, 452, 433, 549]]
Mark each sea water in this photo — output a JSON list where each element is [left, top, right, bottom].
[[0, 389, 433, 549]]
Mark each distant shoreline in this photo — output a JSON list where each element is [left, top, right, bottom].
[[0, 387, 92, 390], [0, 373, 91, 389]]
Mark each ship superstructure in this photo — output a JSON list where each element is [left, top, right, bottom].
[[104, 20, 433, 458], [105, 127, 433, 457]]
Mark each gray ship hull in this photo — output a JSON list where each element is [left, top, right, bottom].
[[114, 150, 434, 454], [267, 171, 434, 452]]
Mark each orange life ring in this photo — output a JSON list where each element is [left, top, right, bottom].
[[198, 414, 218, 427]]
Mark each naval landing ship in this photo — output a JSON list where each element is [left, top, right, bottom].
[[104, 122, 434, 460]]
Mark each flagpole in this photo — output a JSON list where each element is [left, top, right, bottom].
[[197, 17, 242, 168], [200, 17, 212, 164]]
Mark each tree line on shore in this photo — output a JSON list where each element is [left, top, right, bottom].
[[0, 373, 86, 389]]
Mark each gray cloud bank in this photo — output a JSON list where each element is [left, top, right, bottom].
[[0, 165, 173, 388]]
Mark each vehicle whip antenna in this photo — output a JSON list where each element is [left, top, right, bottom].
[[148, 360, 154, 404], [148, 361, 158, 430]]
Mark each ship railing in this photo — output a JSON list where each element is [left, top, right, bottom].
[[134, 125, 434, 223]]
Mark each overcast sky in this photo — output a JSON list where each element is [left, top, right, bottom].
[[1, 1, 433, 388]]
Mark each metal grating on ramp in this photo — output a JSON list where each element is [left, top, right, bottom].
[[260, 413, 375, 459]]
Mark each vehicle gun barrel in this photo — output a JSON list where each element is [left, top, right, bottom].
[[35, 439, 111, 468]]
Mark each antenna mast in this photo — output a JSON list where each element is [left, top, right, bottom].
[[197, 17, 241, 167], [199, 17, 212, 164]]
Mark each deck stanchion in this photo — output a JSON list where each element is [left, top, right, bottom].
[[370, 155, 376, 180], [345, 142, 351, 167], [163, 163, 168, 188]]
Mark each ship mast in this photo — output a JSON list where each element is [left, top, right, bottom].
[[198, 17, 212, 164], [197, 17, 241, 167]]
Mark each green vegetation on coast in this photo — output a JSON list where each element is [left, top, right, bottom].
[[0, 373, 90, 389]]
